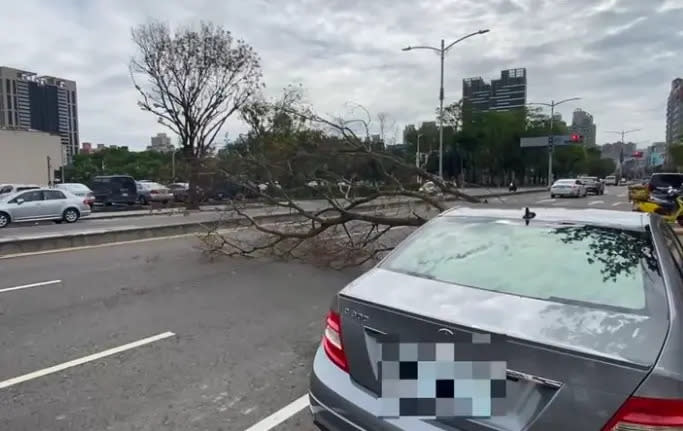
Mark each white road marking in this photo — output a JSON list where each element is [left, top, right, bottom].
[[243, 394, 309, 431], [612, 202, 625, 207], [0, 279, 61, 294], [618, 193, 627, 198], [535, 198, 556, 204], [588, 200, 604, 206], [0, 331, 175, 390]]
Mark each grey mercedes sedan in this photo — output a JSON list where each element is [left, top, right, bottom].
[[309, 207, 683, 431]]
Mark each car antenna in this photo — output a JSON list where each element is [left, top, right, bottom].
[[522, 207, 536, 226]]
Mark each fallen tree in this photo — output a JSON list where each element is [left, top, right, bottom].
[[199, 88, 482, 268]]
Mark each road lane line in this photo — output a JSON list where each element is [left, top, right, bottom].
[[0, 331, 175, 390], [0, 279, 61, 294], [535, 198, 555, 204], [612, 202, 624, 207], [588, 200, 604, 206], [618, 193, 626, 198], [243, 394, 309, 431]]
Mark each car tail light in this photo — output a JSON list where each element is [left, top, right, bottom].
[[322, 310, 349, 372], [602, 396, 683, 430], [150, 190, 159, 195]]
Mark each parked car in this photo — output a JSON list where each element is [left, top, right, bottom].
[[55, 183, 95, 206], [550, 178, 586, 198], [309, 207, 683, 431], [0, 188, 91, 228], [91, 175, 137, 206], [578, 176, 605, 195], [136, 181, 173, 205], [0, 184, 40, 196], [167, 182, 190, 202]]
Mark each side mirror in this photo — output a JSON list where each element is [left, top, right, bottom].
[[16, 198, 24, 205]]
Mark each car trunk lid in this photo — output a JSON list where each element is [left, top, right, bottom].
[[338, 266, 668, 431]]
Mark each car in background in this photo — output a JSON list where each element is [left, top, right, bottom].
[[0, 188, 91, 228], [0, 184, 41, 196], [604, 175, 618, 186], [167, 182, 190, 202], [91, 175, 137, 206], [648, 173, 683, 197], [550, 178, 586, 198], [136, 181, 173, 205], [309, 207, 683, 431], [578, 176, 605, 195], [55, 183, 95, 207], [419, 181, 442, 195]]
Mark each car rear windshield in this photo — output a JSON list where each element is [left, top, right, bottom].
[[651, 174, 683, 189], [380, 217, 662, 311]]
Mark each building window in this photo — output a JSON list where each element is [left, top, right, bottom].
[[6, 95, 11, 110], [5, 79, 10, 93], [12, 80, 16, 93]]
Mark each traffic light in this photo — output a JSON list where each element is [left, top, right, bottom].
[[570, 134, 584, 143]]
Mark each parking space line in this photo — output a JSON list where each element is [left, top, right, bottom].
[[535, 198, 555, 204], [0, 331, 175, 390], [0, 279, 61, 294], [243, 394, 309, 431], [612, 202, 624, 207], [588, 200, 604, 206]]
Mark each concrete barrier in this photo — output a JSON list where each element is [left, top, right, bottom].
[[0, 188, 547, 256]]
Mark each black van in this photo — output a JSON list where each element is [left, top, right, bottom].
[[91, 175, 137, 206]]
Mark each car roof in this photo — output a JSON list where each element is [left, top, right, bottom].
[[441, 207, 648, 231]]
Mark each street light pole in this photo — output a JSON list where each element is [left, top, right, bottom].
[[403, 29, 490, 180], [527, 97, 581, 187], [416, 133, 424, 184], [438, 39, 445, 179]]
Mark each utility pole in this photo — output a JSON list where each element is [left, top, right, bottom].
[[402, 29, 490, 180], [46, 156, 52, 187], [606, 129, 640, 180], [527, 97, 581, 187]]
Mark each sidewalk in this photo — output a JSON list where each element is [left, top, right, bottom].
[[88, 187, 545, 220]]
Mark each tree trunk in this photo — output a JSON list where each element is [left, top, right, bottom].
[[186, 153, 201, 210]]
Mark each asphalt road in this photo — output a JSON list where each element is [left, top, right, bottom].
[[0, 236, 360, 431], [0, 185, 634, 431]]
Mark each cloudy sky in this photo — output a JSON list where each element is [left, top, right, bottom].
[[1, 0, 681, 149]]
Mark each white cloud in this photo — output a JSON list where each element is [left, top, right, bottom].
[[0, 0, 681, 148]]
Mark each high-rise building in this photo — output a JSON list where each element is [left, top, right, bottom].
[[666, 78, 683, 147], [462, 68, 527, 112], [147, 132, 174, 152], [0, 66, 78, 163], [570, 108, 597, 146]]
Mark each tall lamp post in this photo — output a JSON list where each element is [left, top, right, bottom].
[[527, 97, 581, 187], [402, 29, 490, 179], [606, 128, 640, 179]]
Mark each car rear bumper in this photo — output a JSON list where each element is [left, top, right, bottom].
[[551, 189, 580, 196], [310, 346, 428, 431]]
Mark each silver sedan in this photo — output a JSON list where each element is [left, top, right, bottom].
[[550, 179, 587, 198], [0, 188, 91, 228]]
